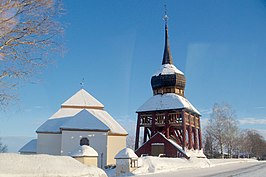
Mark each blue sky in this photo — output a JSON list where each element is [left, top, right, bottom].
[[1, 0, 266, 152]]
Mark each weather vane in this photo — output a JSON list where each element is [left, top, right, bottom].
[[80, 78, 85, 88], [163, 4, 169, 24]]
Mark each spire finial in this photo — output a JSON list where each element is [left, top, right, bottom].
[[80, 78, 85, 89], [162, 4, 173, 65], [163, 4, 168, 25]]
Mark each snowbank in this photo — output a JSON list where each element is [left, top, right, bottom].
[[132, 156, 211, 175], [0, 153, 107, 177]]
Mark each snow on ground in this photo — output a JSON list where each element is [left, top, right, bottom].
[[106, 156, 211, 177], [0, 153, 107, 177], [133, 156, 211, 175], [136, 160, 266, 177], [106, 156, 264, 177]]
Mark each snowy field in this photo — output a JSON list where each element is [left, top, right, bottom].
[[0, 153, 107, 177]]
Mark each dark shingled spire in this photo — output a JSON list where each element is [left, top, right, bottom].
[[162, 9, 173, 65]]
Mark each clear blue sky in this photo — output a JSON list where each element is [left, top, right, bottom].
[[1, 0, 266, 152]]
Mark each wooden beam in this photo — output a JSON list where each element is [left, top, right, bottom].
[[135, 114, 141, 150], [182, 110, 186, 150]]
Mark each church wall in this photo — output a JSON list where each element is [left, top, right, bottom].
[[37, 133, 61, 155], [61, 130, 108, 168], [107, 135, 127, 165]]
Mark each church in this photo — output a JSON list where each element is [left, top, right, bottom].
[[134, 13, 204, 158], [19, 89, 128, 167]]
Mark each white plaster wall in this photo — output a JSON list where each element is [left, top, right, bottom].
[[107, 135, 127, 165], [37, 133, 61, 155], [61, 130, 107, 168], [116, 159, 130, 176]]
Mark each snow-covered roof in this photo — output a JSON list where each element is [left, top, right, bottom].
[[70, 145, 98, 157], [19, 139, 37, 154], [36, 108, 127, 135], [137, 93, 200, 115], [36, 89, 127, 135], [115, 148, 138, 159], [153, 64, 184, 76], [149, 132, 186, 155], [37, 117, 71, 133], [60, 109, 109, 131], [61, 89, 104, 109]]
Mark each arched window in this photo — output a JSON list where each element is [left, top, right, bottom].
[[80, 137, 89, 146]]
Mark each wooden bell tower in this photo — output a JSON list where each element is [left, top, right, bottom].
[[134, 12, 202, 157]]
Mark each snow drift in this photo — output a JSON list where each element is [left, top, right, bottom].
[[0, 153, 107, 177], [133, 156, 211, 175]]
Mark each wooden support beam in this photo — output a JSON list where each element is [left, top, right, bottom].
[[182, 110, 186, 150], [198, 116, 203, 150], [143, 127, 148, 143], [151, 113, 156, 136], [188, 114, 192, 149], [135, 114, 141, 150], [165, 112, 169, 139], [193, 127, 198, 150]]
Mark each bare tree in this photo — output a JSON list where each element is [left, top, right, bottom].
[[205, 103, 238, 158], [0, 138, 7, 152], [203, 130, 216, 158], [0, 0, 64, 107], [241, 129, 266, 158], [126, 135, 135, 149]]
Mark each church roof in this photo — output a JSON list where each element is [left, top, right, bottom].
[[61, 89, 104, 109], [36, 89, 128, 135], [19, 139, 37, 154], [70, 145, 98, 157], [60, 109, 109, 131], [153, 64, 184, 76], [37, 108, 127, 134], [137, 93, 200, 115]]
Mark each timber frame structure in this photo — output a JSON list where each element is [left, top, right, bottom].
[[135, 109, 202, 151], [134, 12, 203, 157]]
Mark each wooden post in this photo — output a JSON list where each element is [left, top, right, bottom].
[[151, 112, 156, 136], [198, 117, 203, 150], [188, 114, 192, 150], [193, 127, 198, 150], [135, 114, 141, 150], [144, 127, 148, 143], [165, 112, 169, 139], [182, 110, 186, 150]]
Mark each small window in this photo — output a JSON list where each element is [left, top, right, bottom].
[[80, 137, 89, 146]]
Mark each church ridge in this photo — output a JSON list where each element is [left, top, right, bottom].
[[61, 88, 104, 109]]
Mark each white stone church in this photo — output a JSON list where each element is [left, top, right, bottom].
[[19, 89, 128, 167]]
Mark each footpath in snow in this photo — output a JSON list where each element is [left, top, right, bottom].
[[0, 153, 107, 177]]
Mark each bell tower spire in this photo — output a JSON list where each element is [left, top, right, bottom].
[[162, 5, 173, 65]]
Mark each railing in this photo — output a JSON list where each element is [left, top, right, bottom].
[[155, 114, 165, 125], [140, 114, 152, 125], [168, 113, 182, 124], [139, 113, 183, 126]]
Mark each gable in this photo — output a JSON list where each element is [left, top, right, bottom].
[[61, 89, 104, 109], [135, 132, 188, 159]]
